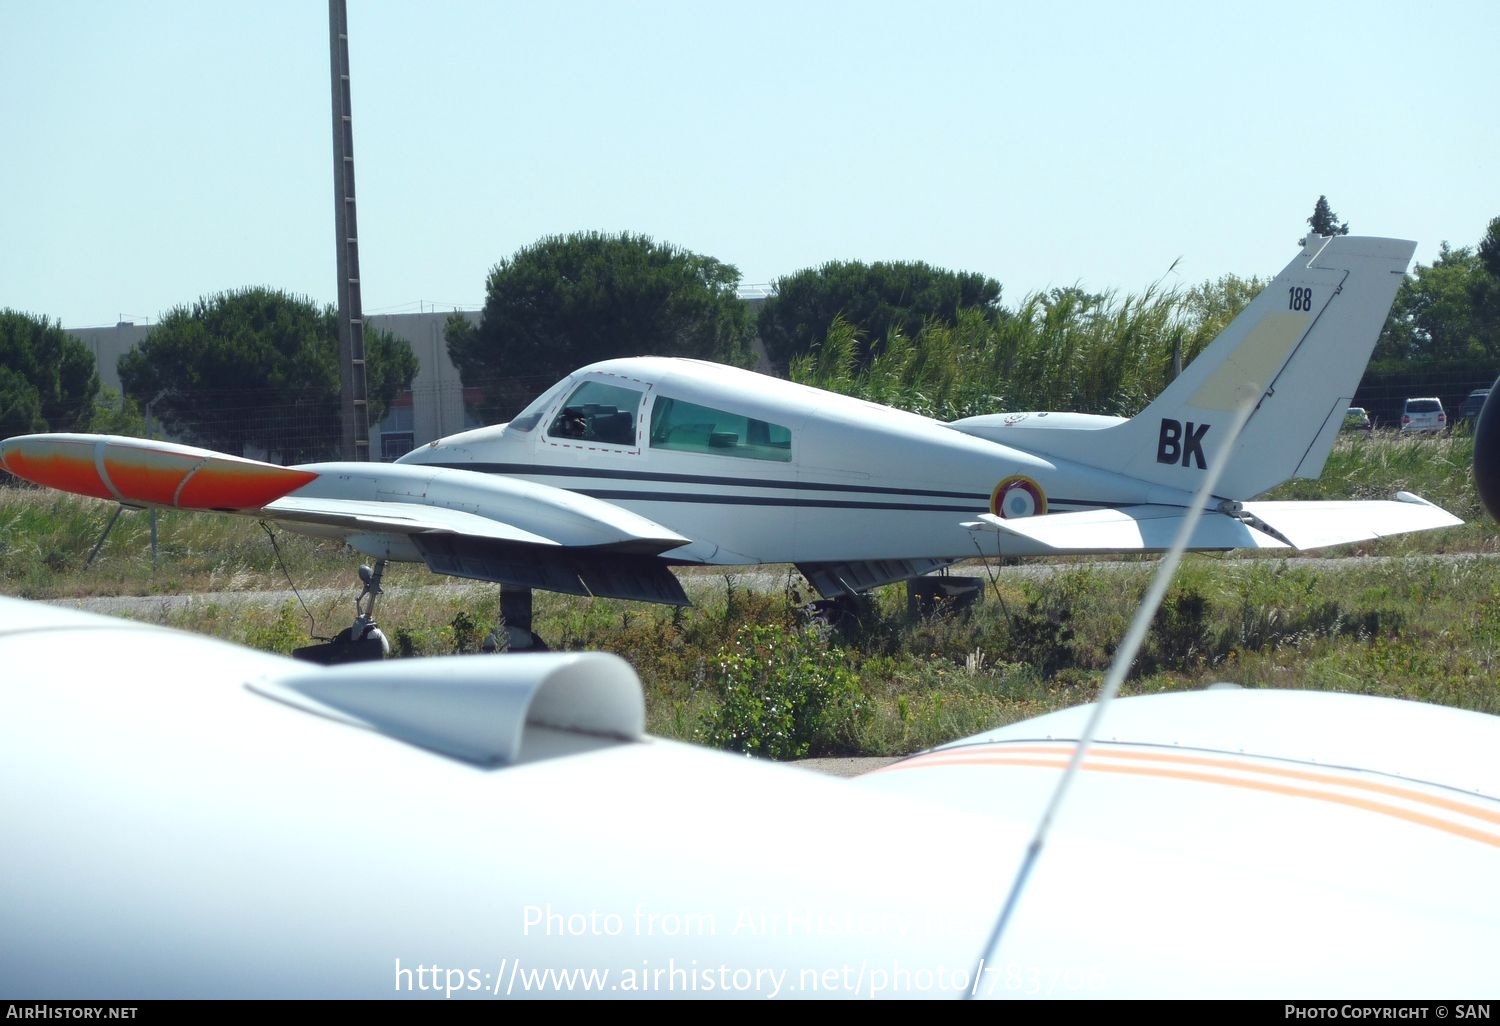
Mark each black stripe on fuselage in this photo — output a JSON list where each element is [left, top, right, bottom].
[[588, 490, 990, 513], [421, 461, 1113, 513], [425, 461, 984, 499]]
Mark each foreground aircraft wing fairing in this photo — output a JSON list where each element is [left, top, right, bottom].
[[0, 234, 1461, 656]]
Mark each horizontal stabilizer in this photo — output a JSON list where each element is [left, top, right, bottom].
[[1237, 494, 1463, 549], [967, 492, 1463, 554], [965, 506, 1285, 553]]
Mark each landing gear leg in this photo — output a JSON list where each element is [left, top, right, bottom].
[[488, 584, 549, 652], [808, 593, 873, 635], [349, 561, 392, 653], [291, 560, 392, 664]]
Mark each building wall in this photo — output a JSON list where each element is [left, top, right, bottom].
[[365, 310, 477, 453], [67, 322, 153, 393]]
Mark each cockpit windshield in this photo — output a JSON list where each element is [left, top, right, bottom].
[[507, 377, 574, 433]]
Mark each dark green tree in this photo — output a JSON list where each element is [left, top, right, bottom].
[[1474, 217, 1500, 352], [117, 287, 418, 462], [1374, 243, 1495, 363], [1478, 215, 1500, 279], [1359, 218, 1500, 423], [756, 260, 1004, 371], [447, 232, 753, 424], [0, 309, 101, 439], [1307, 195, 1350, 237]]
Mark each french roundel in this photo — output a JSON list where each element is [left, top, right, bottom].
[[990, 476, 1047, 519]]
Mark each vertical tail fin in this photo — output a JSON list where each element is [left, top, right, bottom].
[[1019, 234, 1415, 499]]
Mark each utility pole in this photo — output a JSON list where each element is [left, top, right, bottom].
[[329, 0, 370, 461]]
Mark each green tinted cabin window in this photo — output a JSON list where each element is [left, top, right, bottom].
[[547, 381, 643, 445], [648, 397, 791, 462]]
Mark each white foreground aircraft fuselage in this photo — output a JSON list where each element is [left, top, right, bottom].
[[4, 593, 1499, 999]]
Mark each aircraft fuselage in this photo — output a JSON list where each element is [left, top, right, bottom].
[[395, 357, 1181, 566]]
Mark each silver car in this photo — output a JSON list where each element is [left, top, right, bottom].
[[1401, 397, 1447, 434]]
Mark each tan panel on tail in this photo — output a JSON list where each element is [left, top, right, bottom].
[[1187, 312, 1307, 411]]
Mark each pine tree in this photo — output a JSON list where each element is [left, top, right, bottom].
[[1307, 195, 1350, 237]]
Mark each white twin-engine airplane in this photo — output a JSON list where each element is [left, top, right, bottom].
[[0, 234, 1461, 658]]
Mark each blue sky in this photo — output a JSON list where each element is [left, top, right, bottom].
[[2, 1, 1495, 328]]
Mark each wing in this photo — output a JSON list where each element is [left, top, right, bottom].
[[266, 467, 696, 604], [0, 433, 693, 604], [857, 687, 1500, 996], [965, 493, 1462, 553]]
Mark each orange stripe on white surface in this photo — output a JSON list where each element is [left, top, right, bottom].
[[879, 741, 1500, 848]]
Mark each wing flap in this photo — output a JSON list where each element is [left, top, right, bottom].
[[797, 558, 956, 599], [414, 534, 691, 605]]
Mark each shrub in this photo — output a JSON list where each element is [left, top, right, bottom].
[[701, 621, 869, 759]]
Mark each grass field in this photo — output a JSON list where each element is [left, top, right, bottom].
[[3, 429, 1495, 758]]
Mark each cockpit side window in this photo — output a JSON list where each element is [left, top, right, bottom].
[[648, 396, 792, 462], [546, 380, 644, 446]]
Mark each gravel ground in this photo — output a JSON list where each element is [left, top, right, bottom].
[[793, 756, 904, 778], [43, 553, 1488, 622]]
